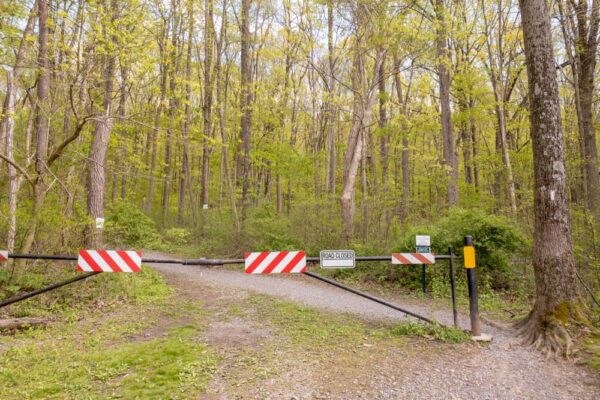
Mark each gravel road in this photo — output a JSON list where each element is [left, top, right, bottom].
[[145, 251, 599, 400]]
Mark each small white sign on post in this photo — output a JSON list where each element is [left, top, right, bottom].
[[95, 217, 105, 229], [416, 235, 431, 247], [320, 250, 355, 268]]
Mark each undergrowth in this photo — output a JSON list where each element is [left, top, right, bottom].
[[0, 276, 217, 399]]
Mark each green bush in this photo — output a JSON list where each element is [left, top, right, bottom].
[[393, 208, 529, 290], [163, 227, 191, 246], [104, 202, 160, 247]]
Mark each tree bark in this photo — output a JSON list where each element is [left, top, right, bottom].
[[162, 3, 181, 221], [517, 0, 581, 356], [147, 20, 169, 213], [238, 0, 252, 219], [201, 0, 215, 210], [179, 0, 194, 224], [573, 0, 600, 221], [378, 52, 389, 186], [22, 0, 50, 254], [481, 0, 517, 213], [1, 4, 37, 252], [87, 0, 117, 247], [435, 0, 459, 206], [326, 0, 336, 194], [340, 6, 385, 241]]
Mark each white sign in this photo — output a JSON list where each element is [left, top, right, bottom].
[[95, 217, 105, 229], [203, 204, 209, 210], [416, 235, 431, 247], [320, 250, 355, 268]]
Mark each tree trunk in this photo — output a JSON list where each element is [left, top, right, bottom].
[[435, 0, 459, 206], [22, 0, 50, 254], [147, 21, 169, 213], [517, 0, 581, 357], [4, 73, 19, 252], [119, 65, 128, 200], [326, 0, 336, 194], [1, 4, 37, 251], [179, 0, 194, 224], [87, 6, 116, 247], [340, 8, 384, 241], [201, 0, 215, 210], [574, 0, 600, 221], [481, 0, 517, 213], [162, 4, 181, 221], [378, 53, 389, 186], [238, 0, 252, 219], [392, 54, 412, 221], [215, 0, 239, 231]]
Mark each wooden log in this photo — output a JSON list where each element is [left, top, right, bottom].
[[0, 317, 50, 331]]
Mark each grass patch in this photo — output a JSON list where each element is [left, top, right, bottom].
[[0, 267, 218, 399], [2, 266, 173, 319], [245, 294, 369, 347], [242, 294, 469, 346], [385, 322, 470, 343], [584, 331, 600, 371]]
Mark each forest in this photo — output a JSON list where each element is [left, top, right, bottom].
[[1, 0, 600, 360]]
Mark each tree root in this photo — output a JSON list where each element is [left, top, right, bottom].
[[515, 311, 574, 359]]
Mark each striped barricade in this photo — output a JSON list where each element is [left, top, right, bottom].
[[76, 250, 142, 272], [392, 253, 435, 265], [0, 250, 7, 262], [245, 251, 306, 274]]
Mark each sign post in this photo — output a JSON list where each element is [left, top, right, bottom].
[[416, 235, 431, 293]]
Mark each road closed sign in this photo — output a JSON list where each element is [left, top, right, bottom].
[[320, 250, 355, 268]]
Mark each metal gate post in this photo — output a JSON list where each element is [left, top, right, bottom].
[[464, 236, 481, 336], [448, 246, 458, 328], [421, 264, 426, 294]]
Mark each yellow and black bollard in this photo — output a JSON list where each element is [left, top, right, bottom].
[[464, 235, 481, 336]]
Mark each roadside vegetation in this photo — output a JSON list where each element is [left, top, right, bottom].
[[0, 269, 218, 399]]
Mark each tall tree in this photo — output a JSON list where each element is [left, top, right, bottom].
[[201, 0, 215, 210], [340, 2, 385, 242], [325, 0, 336, 194], [517, 0, 582, 356], [562, 0, 600, 221], [238, 0, 252, 218], [87, 0, 118, 247], [481, 0, 518, 213], [22, 0, 51, 254], [178, 0, 195, 224], [435, 0, 459, 205], [0, 2, 37, 251]]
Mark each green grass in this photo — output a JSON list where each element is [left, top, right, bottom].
[[0, 267, 218, 399], [3, 266, 174, 319], [242, 293, 470, 345], [385, 322, 471, 343], [584, 331, 600, 372]]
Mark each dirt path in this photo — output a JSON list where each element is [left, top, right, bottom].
[[146, 251, 599, 399]]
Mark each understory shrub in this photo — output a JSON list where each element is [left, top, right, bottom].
[[392, 208, 529, 291], [105, 201, 160, 247]]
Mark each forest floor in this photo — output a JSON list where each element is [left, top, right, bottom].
[[145, 251, 599, 399]]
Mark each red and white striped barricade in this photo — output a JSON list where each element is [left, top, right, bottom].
[[391, 253, 435, 265], [0, 250, 8, 262], [245, 251, 307, 274], [76, 250, 142, 272]]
